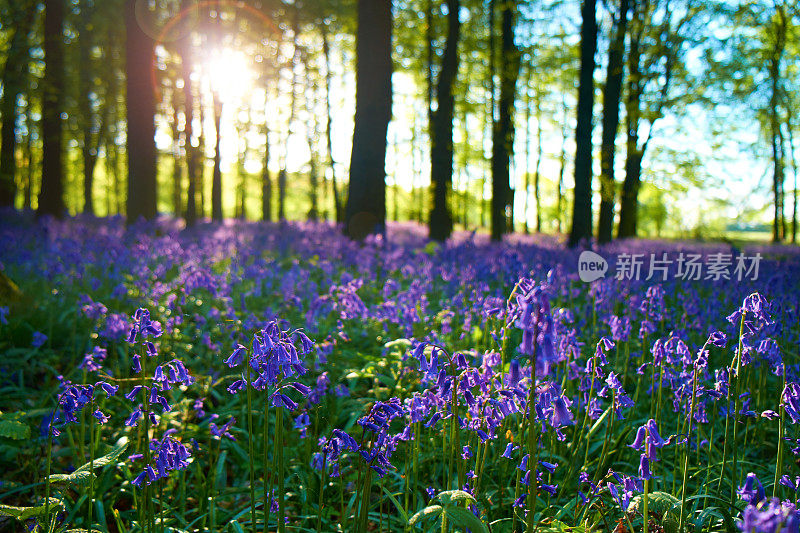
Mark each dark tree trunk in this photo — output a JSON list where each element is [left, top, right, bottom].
[[125, 0, 157, 222], [0, 3, 35, 208], [211, 96, 223, 221], [169, 98, 182, 217], [344, 0, 392, 240], [557, 93, 567, 234], [261, 82, 272, 222], [534, 88, 543, 233], [788, 112, 798, 244], [302, 50, 319, 221], [597, 0, 629, 244], [23, 98, 35, 211], [769, 4, 787, 243], [568, 0, 598, 247], [618, 1, 642, 239], [78, 0, 105, 216], [38, 0, 66, 218], [429, 0, 461, 242], [490, 0, 521, 241], [181, 1, 198, 226], [279, 10, 300, 221], [320, 24, 342, 223]]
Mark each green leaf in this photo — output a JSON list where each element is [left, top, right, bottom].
[[49, 470, 96, 485], [408, 505, 443, 527], [434, 489, 477, 507], [0, 420, 30, 440], [0, 498, 64, 520], [50, 438, 128, 486], [629, 491, 682, 533], [229, 519, 246, 533], [445, 507, 490, 533], [379, 484, 409, 522]]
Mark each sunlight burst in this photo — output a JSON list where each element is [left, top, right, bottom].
[[203, 47, 254, 106]]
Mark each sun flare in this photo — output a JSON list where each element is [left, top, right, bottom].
[[203, 47, 254, 106]]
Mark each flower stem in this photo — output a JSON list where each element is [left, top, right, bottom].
[[276, 406, 286, 533], [246, 361, 256, 533]]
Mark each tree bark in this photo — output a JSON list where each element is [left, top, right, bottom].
[[490, 0, 521, 241], [768, 3, 786, 242], [320, 23, 342, 223], [0, 3, 35, 208], [38, 0, 66, 218], [125, 0, 158, 222], [429, 0, 462, 242], [344, 0, 392, 240], [597, 0, 629, 243], [618, 0, 643, 239], [568, 0, 598, 247]]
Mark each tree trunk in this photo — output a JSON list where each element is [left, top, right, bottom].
[[211, 95, 223, 221], [0, 3, 35, 208], [534, 87, 543, 233], [597, 0, 629, 243], [182, 40, 199, 225], [618, 0, 643, 239], [557, 93, 567, 234], [125, 0, 158, 222], [78, 0, 104, 216], [490, 0, 521, 241], [769, 4, 787, 243], [320, 24, 342, 223], [169, 95, 183, 217], [23, 98, 35, 211], [429, 0, 461, 242], [38, 0, 66, 218], [344, 0, 392, 240], [568, 0, 598, 247]]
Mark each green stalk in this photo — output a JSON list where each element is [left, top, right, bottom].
[[729, 311, 746, 507], [44, 411, 53, 533], [264, 388, 272, 530], [317, 450, 327, 533], [245, 362, 256, 533], [141, 348, 153, 533], [276, 406, 286, 533], [643, 426, 650, 533], [88, 395, 95, 533], [774, 367, 787, 499], [679, 356, 699, 532], [527, 347, 538, 533]]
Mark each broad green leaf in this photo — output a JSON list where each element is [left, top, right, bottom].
[[435, 489, 476, 507], [0, 420, 30, 440], [0, 498, 64, 520], [408, 504, 442, 527], [50, 438, 128, 486], [445, 507, 490, 533], [49, 470, 96, 485]]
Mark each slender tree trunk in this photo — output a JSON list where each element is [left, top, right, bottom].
[[557, 92, 567, 234], [170, 96, 183, 217], [278, 11, 300, 221], [490, 0, 521, 241], [0, 3, 35, 208], [23, 96, 35, 211], [181, 3, 199, 225], [788, 112, 798, 244], [523, 67, 531, 235], [78, 0, 102, 216], [321, 24, 342, 223], [768, 5, 786, 242], [568, 0, 598, 247], [597, 0, 629, 243], [618, 0, 643, 239], [344, 0, 392, 240], [429, 0, 462, 242], [38, 0, 66, 218], [261, 77, 272, 222], [211, 97, 223, 220], [534, 88, 543, 233], [125, 0, 158, 222]]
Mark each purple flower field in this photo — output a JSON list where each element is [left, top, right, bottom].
[[1, 214, 800, 532]]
